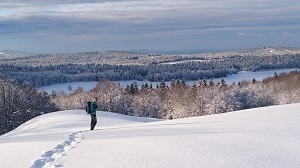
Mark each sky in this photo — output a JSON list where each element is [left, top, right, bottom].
[[0, 0, 300, 53]]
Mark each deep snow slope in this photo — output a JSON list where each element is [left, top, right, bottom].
[[0, 110, 158, 168], [0, 104, 300, 168]]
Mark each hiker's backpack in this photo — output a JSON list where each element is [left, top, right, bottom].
[[86, 101, 92, 114]]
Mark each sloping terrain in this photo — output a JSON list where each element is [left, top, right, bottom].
[[0, 104, 300, 168]]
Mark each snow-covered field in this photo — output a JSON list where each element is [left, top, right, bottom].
[[1, 103, 300, 168], [40, 68, 298, 94]]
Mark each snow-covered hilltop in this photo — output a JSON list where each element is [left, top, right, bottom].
[[1, 103, 300, 168], [0, 49, 33, 59], [198, 46, 300, 59]]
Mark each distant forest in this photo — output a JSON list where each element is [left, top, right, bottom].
[[1, 49, 300, 86]]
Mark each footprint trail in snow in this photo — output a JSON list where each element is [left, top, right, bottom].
[[31, 131, 84, 168]]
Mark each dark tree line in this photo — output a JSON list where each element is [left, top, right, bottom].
[[0, 76, 59, 135]]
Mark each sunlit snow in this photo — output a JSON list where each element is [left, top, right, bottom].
[[1, 104, 300, 167]]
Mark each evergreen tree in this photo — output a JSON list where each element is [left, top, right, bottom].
[[0, 76, 59, 135]]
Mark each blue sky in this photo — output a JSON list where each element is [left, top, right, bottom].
[[0, 0, 300, 53]]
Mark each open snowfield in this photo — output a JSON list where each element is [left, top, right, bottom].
[[40, 68, 298, 94], [1, 103, 300, 168]]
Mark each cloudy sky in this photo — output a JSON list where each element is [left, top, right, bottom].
[[0, 0, 300, 53]]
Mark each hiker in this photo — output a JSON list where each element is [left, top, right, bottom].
[[87, 97, 98, 130]]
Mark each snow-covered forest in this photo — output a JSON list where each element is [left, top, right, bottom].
[[1, 47, 300, 86], [53, 70, 300, 119], [0, 77, 59, 135]]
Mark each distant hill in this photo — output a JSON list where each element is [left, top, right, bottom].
[[0, 49, 35, 59], [1, 46, 299, 87], [129, 49, 225, 54], [1, 46, 300, 66]]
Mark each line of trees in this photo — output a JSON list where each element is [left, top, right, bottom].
[[0, 76, 59, 135], [0, 62, 239, 86], [52, 71, 300, 119]]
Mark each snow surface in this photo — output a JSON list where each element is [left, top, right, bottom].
[[39, 69, 298, 94], [1, 103, 300, 168]]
